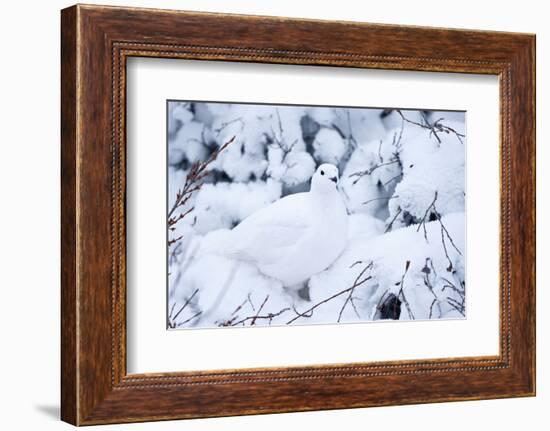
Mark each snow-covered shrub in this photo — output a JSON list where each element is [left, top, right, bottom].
[[191, 180, 282, 234], [312, 128, 347, 165]]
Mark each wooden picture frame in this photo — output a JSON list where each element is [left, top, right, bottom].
[[61, 4, 536, 425]]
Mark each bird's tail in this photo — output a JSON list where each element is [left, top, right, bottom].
[[194, 228, 253, 264]]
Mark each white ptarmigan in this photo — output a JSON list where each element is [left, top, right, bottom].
[[226, 163, 348, 289]]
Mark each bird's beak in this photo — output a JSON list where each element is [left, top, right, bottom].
[[329, 176, 338, 184]]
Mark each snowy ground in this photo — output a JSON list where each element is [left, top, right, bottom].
[[167, 101, 466, 329]]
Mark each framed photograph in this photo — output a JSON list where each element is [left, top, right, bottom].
[[61, 4, 536, 425]]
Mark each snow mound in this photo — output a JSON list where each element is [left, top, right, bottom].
[[309, 212, 465, 322], [191, 179, 283, 234]]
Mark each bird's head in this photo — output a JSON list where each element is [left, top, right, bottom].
[[311, 163, 340, 194]]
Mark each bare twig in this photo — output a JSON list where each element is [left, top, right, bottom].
[[363, 195, 399, 206], [439, 222, 454, 272], [392, 117, 405, 151], [287, 268, 373, 325], [397, 260, 414, 319], [415, 191, 463, 269], [385, 207, 402, 233], [292, 304, 313, 319], [396, 110, 465, 145], [176, 311, 203, 327], [168, 302, 176, 320], [168, 288, 199, 328], [441, 276, 465, 314], [422, 258, 441, 319], [428, 298, 439, 319], [167, 136, 235, 247], [251, 295, 270, 326], [213, 117, 244, 136], [246, 293, 256, 312], [228, 306, 291, 327], [377, 139, 384, 162], [338, 261, 373, 322], [231, 298, 248, 316], [383, 173, 403, 187], [375, 289, 391, 313], [171, 289, 199, 322], [446, 297, 466, 316], [441, 277, 465, 297], [433, 201, 463, 256], [349, 159, 400, 184], [416, 191, 439, 241]]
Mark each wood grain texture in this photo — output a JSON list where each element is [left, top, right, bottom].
[[60, 4, 536, 425], [60, 5, 78, 425]]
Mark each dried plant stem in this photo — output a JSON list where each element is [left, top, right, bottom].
[[396, 110, 465, 145], [338, 261, 373, 322], [288, 263, 373, 325], [168, 136, 235, 248]]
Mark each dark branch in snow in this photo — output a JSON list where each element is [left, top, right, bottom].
[[226, 302, 291, 327], [349, 159, 400, 185], [338, 261, 373, 322], [292, 304, 313, 319], [231, 307, 291, 326], [216, 294, 291, 327], [396, 110, 465, 145], [385, 207, 402, 233], [383, 173, 403, 187], [268, 108, 299, 170], [167, 136, 235, 247], [446, 296, 465, 316], [230, 298, 248, 317], [362, 195, 399, 206], [168, 288, 200, 328], [246, 293, 256, 312], [416, 191, 439, 241], [433, 200, 463, 256], [391, 118, 405, 153], [439, 221, 455, 272], [169, 302, 176, 320], [287, 263, 373, 325], [213, 117, 244, 137], [251, 295, 270, 326], [345, 109, 359, 150], [397, 260, 415, 319], [416, 191, 463, 272], [428, 298, 439, 319], [176, 311, 203, 327], [422, 258, 442, 319], [441, 276, 465, 313], [441, 277, 464, 296]]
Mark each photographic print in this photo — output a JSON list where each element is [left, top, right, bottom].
[[167, 101, 466, 330]]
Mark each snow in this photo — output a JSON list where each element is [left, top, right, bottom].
[[310, 212, 465, 322], [190, 179, 282, 234], [169, 121, 208, 165], [167, 102, 466, 329], [267, 147, 315, 187], [313, 128, 347, 165]]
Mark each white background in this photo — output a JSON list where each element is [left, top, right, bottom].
[[127, 59, 499, 373], [0, 0, 546, 430]]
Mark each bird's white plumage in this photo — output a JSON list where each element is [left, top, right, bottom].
[[225, 163, 348, 287]]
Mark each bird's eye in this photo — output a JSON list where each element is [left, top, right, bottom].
[[321, 170, 325, 175]]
